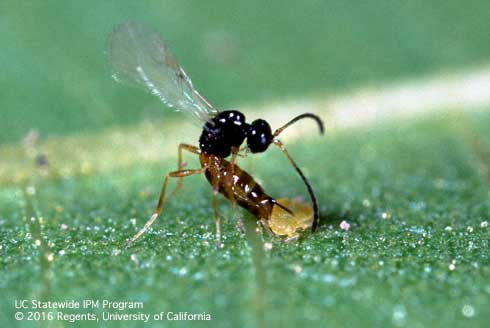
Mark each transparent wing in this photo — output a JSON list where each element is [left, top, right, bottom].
[[108, 21, 217, 121]]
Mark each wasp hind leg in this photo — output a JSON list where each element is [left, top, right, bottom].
[[210, 172, 227, 249]]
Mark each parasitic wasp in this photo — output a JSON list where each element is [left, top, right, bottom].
[[108, 21, 324, 249]]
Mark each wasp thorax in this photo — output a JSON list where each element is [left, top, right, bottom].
[[199, 110, 248, 158], [247, 119, 272, 153]]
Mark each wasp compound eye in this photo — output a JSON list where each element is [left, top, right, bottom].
[[247, 119, 272, 153]]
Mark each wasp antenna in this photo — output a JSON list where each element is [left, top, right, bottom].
[[273, 113, 324, 137], [272, 139, 320, 232]]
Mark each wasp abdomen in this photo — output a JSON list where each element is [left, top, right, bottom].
[[200, 153, 275, 220]]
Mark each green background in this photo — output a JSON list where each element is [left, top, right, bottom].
[[1, 1, 490, 327], [2, 0, 490, 143]]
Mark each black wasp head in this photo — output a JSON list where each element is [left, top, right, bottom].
[[199, 110, 248, 158], [247, 119, 273, 153]]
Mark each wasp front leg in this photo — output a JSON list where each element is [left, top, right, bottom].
[[125, 166, 207, 249], [168, 143, 201, 199]]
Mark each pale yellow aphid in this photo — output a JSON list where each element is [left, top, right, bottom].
[[269, 198, 314, 239]]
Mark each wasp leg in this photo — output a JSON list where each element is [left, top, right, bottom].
[[208, 173, 224, 249], [211, 189, 222, 249], [168, 144, 201, 199], [224, 147, 246, 234], [259, 219, 274, 237], [125, 167, 207, 249]]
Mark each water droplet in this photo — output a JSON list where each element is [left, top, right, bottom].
[[392, 305, 406, 326], [322, 274, 336, 283], [462, 305, 475, 317], [193, 272, 204, 280], [381, 212, 391, 220]]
